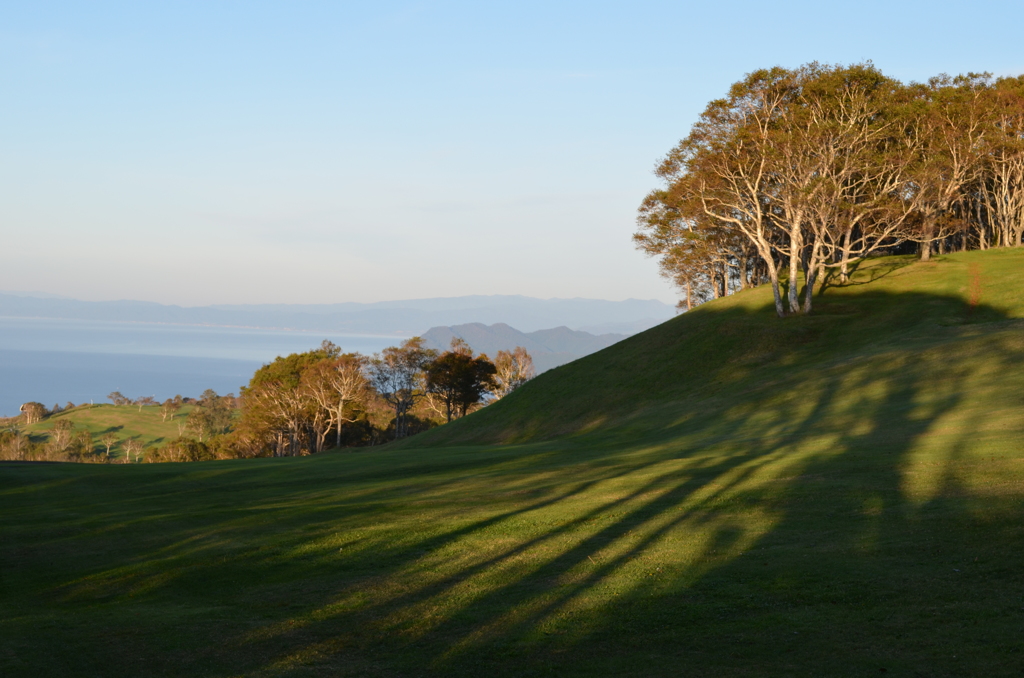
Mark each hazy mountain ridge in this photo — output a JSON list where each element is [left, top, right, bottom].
[[0, 294, 674, 336], [420, 322, 628, 372]]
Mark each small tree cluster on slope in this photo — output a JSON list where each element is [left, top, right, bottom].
[[232, 338, 535, 457]]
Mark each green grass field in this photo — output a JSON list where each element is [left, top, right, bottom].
[[3, 250, 1024, 676], [21, 404, 197, 460]]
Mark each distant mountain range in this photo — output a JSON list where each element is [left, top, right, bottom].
[[0, 293, 675, 336], [421, 323, 628, 373]]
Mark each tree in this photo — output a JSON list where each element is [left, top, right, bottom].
[[426, 339, 497, 422], [135, 396, 156, 412], [122, 438, 144, 463], [237, 341, 342, 456], [979, 75, 1024, 248], [645, 66, 799, 317], [366, 338, 438, 439], [815, 71, 922, 284], [196, 390, 234, 435], [186, 408, 214, 442], [160, 398, 182, 422], [636, 195, 759, 308], [100, 432, 119, 458], [492, 347, 535, 399], [49, 419, 75, 453], [20, 402, 46, 424], [301, 353, 368, 450], [905, 74, 992, 260], [243, 379, 308, 455], [780, 63, 915, 310], [72, 429, 94, 457], [5, 431, 29, 460]]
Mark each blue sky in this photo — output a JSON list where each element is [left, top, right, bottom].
[[2, 1, 1022, 305]]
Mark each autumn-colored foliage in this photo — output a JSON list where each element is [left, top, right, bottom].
[[637, 64, 1024, 316]]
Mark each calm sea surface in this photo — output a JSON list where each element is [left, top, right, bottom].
[[0, 317, 397, 417]]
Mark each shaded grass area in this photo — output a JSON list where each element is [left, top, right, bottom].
[[3, 251, 1024, 676]]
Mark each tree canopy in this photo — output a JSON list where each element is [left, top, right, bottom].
[[426, 339, 497, 423], [636, 63, 1024, 316]]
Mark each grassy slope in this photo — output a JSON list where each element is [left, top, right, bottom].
[[2, 250, 1024, 677], [22, 404, 196, 459], [411, 249, 1024, 446]]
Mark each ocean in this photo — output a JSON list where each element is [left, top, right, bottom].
[[0, 317, 398, 417]]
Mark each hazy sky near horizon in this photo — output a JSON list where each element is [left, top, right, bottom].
[[3, 1, 1023, 306]]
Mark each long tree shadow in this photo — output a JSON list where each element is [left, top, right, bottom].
[[5, 291, 1024, 677], [178, 293, 1021, 676]]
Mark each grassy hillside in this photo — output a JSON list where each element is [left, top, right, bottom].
[[21, 404, 196, 460], [2, 250, 1024, 677], [412, 249, 1024, 446]]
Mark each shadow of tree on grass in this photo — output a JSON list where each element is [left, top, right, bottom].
[[2, 292, 1024, 677]]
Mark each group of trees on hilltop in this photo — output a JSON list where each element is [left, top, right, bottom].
[[635, 63, 1024, 316], [228, 338, 534, 458], [19, 400, 86, 423]]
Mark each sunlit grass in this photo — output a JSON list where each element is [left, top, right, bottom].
[[3, 251, 1024, 676], [21, 404, 199, 459]]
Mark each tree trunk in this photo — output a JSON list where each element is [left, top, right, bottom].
[[769, 272, 785, 318], [394, 401, 406, 440], [802, 262, 825, 314], [839, 228, 854, 283], [754, 241, 784, 317], [335, 403, 344, 448], [788, 224, 802, 314], [920, 219, 934, 261]]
